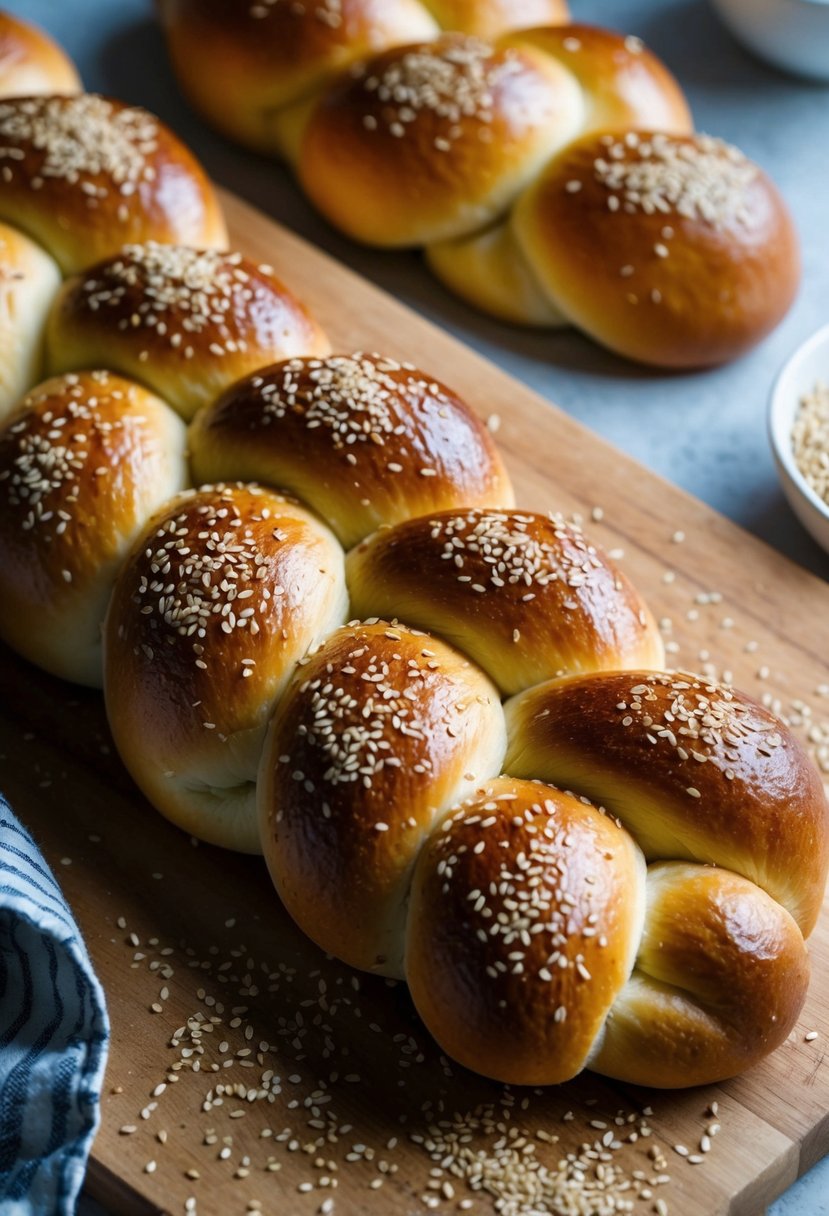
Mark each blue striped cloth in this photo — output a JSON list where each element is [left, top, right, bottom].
[[0, 797, 109, 1215]]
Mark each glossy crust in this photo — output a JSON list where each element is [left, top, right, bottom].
[[298, 35, 584, 246], [0, 95, 227, 273], [505, 670, 829, 936], [0, 12, 81, 97], [426, 24, 693, 324], [157, 0, 439, 155], [258, 620, 506, 976], [500, 24, 692, 136], [592, 862, 809, 1088], [513, 130, 801, 367], [104, 484, 348, 852], [406, 778, 646, 1085], [188, 353, 513, 547], [0, 223, 62, 423], [423, 0, 569, 38], [48, 244, 330, 421], [0, 371, 188, 687], [347, 509, 664, 694]]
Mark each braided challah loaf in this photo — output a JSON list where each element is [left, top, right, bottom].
[[0, 51, 825, 1092], [158, 4, 799, 367]]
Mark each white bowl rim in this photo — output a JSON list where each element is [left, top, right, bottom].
[[769, 321, 829, 525]]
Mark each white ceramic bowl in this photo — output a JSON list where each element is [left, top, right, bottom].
[[769, 323, 829, 554], [711, 0, 829, 80]]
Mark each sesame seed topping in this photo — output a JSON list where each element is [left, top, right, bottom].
[[432, 790, 608, 995], [290, 637, 434, 790], [613, 672, 784, 782], [0, 94, 158, 197], [357, 37, 522, 149], [121, 487, 307, 696], [0, 371, 144, 541], [429, 510, 605, 595], [76, 243, 276, 359], [253, 353, 449, 451], [589, 133, 759, 230], [249, 0, 342, 23]]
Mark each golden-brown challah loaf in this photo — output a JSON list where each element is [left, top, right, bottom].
[[259, 619, 506, 975], [504, 670, 829, 936], [47, 243, 329, 420], [406, 778, 810, 1087], [156, 0, 570, 158], [188, 352, 513, 546], [0, 11, 81, 98], [0, 95, 227, 274], [0, 223, 61, 422], [104, 483, 348, 852], [0, 371, 188, 686], [347, 509, 664, 693]]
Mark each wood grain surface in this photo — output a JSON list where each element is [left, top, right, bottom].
[[1, 189, 828, 1216]]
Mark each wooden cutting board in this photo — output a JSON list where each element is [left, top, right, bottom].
[[1, 189, 828, 1216]]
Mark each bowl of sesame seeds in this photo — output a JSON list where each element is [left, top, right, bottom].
[[769, 321, 829, 555]]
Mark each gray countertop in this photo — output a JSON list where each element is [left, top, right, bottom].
[[9, 1, 829, 1212]]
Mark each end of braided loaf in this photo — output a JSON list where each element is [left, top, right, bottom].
[[158, 4, 799, 366]]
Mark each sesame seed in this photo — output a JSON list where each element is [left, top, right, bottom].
[[0, 94, 159, 199], [592, 132, 759, 231], [356, 37, 523, 150], [75, 243, 281, 361]]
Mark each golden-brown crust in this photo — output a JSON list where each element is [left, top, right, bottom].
[[188, 353, 513, 547], [0, 222, 62, 422], [591, 862, 809, 1087], [258, 620, 506, 975], [423, 0, 569, 38], [0, 370, 188, 686], [347, 509, 664, 693], [0, 95, 227, 273], [104, 483, 348, 852], [0, 12, 81, 98], [501, 24, 692, 136], [298, 35, 584, 246], [406, 777, 646, 1085], [513, 130, 801, 367], [505, 670, 829, 936], [48, 244, 330, 420], [157, 0, 439, 154]]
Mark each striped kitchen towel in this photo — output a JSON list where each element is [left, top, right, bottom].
[[0, 796, 109, 1215]]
